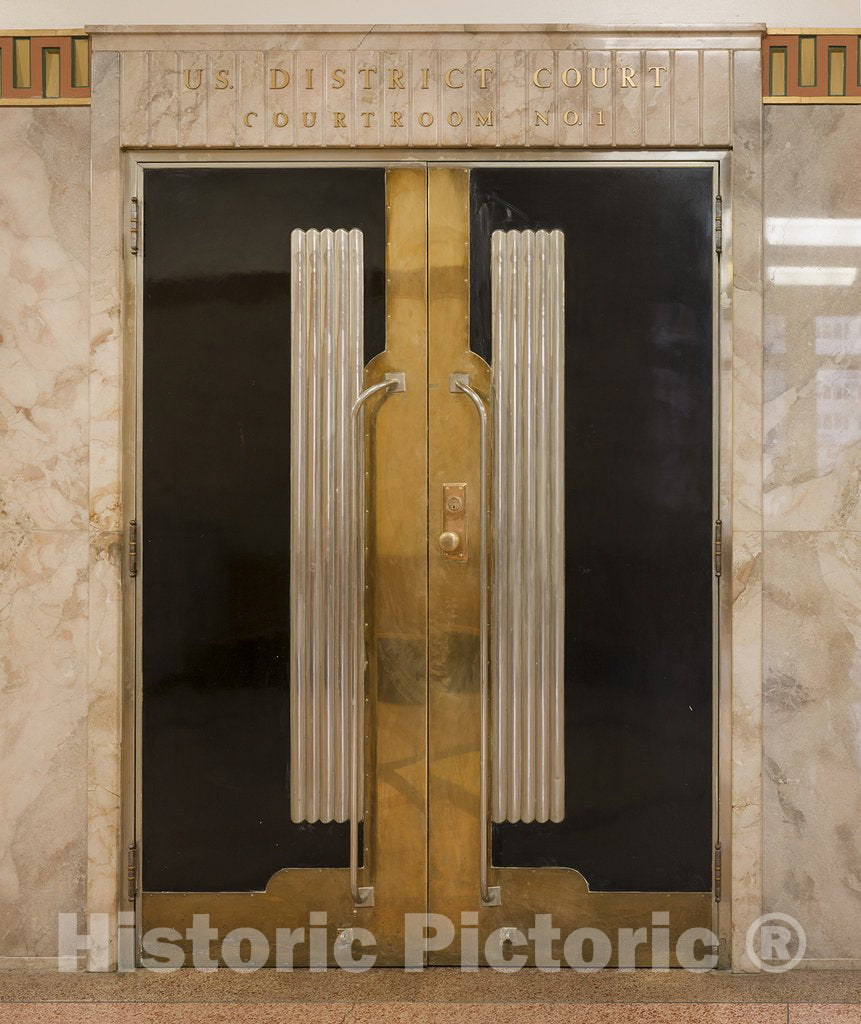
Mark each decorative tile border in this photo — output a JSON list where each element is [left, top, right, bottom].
[[763, 31, 861, 102], [0, 32, 90, 105]]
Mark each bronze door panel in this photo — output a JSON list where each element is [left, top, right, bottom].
[[138, 165, 428, 966], [137, 160, 716, 968], [426, 165, 717, 966]]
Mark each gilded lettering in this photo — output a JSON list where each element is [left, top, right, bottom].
[[270, 68, 290, 89], [474, 66, 493, 89], [532, 67, 552, 89], [174, 55, 673, 141], [648, 65, 669, 87]]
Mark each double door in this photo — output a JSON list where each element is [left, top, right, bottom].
[[136, 161, 718, 967]]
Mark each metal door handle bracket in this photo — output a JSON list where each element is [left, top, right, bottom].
[[383, 371, 406, 393]]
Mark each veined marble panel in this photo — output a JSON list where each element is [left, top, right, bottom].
[[87, 50, 124, 973], [731, 49, 764, 533], [0, 531, 88, 957], [761, 101, 861, 972], [764, 106, 861, 532], [763, 531, 861, 958], [109, 43, 748, 150], [0, 105, 90, 962], [90, 53, 123, 537], [729, 47, 764, 973], [86, 529, 123, 973], [731, 531, 764, 973], [0, 108, 89, 534]]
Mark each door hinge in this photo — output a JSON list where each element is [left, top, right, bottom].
[[714, 194, 723, 255], [714, 841, 722, 902], [127, 843, 138, 902], [713, 519, 723, 578], [130, 196, 140, 255], [128, 520, 138, 578]]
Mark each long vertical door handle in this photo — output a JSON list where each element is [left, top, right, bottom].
[[349, 371, 405, 908], [451, 373, 502, 908]]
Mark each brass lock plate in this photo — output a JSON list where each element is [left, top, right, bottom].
[[441, 483, 467, 561]]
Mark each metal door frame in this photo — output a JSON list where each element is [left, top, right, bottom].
[[425, 159, 728, 966], [124, 159, 429, 966], [122, 149, 732, 967]]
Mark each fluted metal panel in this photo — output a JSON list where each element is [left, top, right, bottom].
[[290, 228, 363, 824], [491, 228, 565, 824]]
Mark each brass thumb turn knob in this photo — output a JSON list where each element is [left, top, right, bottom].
[[438, 531, 461, 553]]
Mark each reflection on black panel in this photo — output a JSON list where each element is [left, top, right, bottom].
[[142, 168, 384, 891], [471, 167, 714, 892]]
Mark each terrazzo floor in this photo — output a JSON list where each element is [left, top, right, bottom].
[[1, 969, 860, 1021]]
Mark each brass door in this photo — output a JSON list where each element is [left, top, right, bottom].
[[136, 161, 716, 968], [137, 165, 428, 966], [425, 165, 716, 968]]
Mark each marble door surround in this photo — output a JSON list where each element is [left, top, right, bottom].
[[87, 24, 764, 971]]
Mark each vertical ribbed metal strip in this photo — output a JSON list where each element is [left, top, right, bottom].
[[290, 227, 363, 824], [491, 228, 565, 824]]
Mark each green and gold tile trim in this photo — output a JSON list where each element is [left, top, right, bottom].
[[2, 29, 860, 108], [0, 32, 90, 105], [764, 30, 861, 102]]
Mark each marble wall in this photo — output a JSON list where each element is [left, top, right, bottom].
[[763, 105, 861, 965], [2, 31, 860, 973], [729, 46, 765, 974], [0, 106, 91, 965]]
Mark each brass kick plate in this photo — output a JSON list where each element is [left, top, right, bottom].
[[440, 483, 467, 561]]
